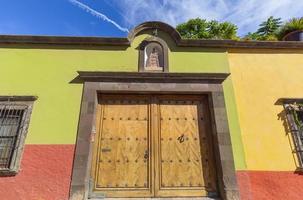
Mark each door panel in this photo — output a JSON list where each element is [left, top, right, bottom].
[[91, 95, 217, 198], [155, 96, 217, 197], [92, 95, 153, 197]]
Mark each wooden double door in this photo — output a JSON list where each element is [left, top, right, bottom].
[[91, 95, 217, 198]]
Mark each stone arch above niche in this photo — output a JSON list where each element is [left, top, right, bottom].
[[128, 21, 181, 44], [138, 37, 169, 72]]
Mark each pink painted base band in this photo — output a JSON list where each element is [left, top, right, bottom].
[[0, 145, 74, 200], [237, 170, 303, 200], [1, 145, 303, 200]]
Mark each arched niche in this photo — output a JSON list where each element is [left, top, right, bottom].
[[138, 37, 169, 72]]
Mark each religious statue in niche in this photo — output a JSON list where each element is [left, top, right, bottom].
[[144, 42, 164, 71]]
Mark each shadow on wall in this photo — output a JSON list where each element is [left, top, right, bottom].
[[276, 100, 303, 174]]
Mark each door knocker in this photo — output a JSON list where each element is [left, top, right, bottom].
[[177, 134, 185, 143]]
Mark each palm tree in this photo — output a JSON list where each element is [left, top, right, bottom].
[[257, 16, 282, 36], [277, 17, 303, 40]]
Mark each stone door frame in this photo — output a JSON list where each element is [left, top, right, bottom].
[[69, 72, 239, 200]]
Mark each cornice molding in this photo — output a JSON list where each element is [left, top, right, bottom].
[[1, 21, 303, 49], [75, 71, 230, 84]]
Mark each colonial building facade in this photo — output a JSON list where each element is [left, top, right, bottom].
[[0, 22, 303, 200]]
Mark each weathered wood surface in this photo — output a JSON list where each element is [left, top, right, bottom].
[[91, 95, 217, 198]]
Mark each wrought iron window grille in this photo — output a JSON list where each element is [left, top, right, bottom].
[[284, 103, 303, 169], [0, 96, 36, 176]]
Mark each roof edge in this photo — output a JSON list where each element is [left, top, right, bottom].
[[0, 34, 130, 46], [1, 21, 303, 49]]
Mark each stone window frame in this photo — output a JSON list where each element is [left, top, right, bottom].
[[70, 72, 239, 200], [0, 96, 37, 176], [138, 37, 169, 73]]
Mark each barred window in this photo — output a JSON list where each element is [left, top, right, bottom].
[[0, 96, 36, 176], [284, 102, 303, 168]]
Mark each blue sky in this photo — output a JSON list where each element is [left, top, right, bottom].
[[0, 0, 302, 37]]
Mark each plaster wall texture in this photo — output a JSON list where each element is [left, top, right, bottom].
[[0, 32, 245, 170], [229, 49, 303, 200], [8, 32, 302, 199], [0, 145, 74, 200], [228, 49, 303, 171]]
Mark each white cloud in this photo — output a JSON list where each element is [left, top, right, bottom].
[[69, 0, 129, 33], [109, 0, 303, 35]]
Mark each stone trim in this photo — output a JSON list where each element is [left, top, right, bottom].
[[0, 96, 38, 102], [70, 72, 239, 200], [73, 71, 230, 84], [0, 35, 129, 46], [1, 21, 303, 49], [278, 98, 303, 104]]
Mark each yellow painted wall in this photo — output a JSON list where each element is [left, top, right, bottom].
[[228, 49, 303, 171]]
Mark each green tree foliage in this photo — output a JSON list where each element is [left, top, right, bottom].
[[243, 32, 278, 41], [257, 16, 282, 36], [277, 17, 303, 40], [176, 18, 238, 40], [242, 32, 260, 41], [177, 16, 303, 41], [243, 16, 282, 41]]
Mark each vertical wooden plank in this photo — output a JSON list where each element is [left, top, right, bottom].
[[199, 97, 218, 192], [152, 96, 160, 197], [91, 103, 102, 181]]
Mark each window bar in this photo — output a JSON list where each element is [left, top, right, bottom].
[[0, 105, 9, 169], [297, 128, 303, 166], [1, 105, 12, 169], [7, 108, 19, 169], [0, 104, 27, 170], [11, 107, 28, 169], [295, 130, 303, 167], [6, 108, 17, 169]]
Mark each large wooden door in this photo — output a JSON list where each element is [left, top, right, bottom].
[[91, 95, 217, 198]]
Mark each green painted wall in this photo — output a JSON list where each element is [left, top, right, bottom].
[[223, 78, 247, 170], [0, 32, 246, 169]]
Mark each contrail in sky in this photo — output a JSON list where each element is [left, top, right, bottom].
[[68, 0, 129, 33]]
